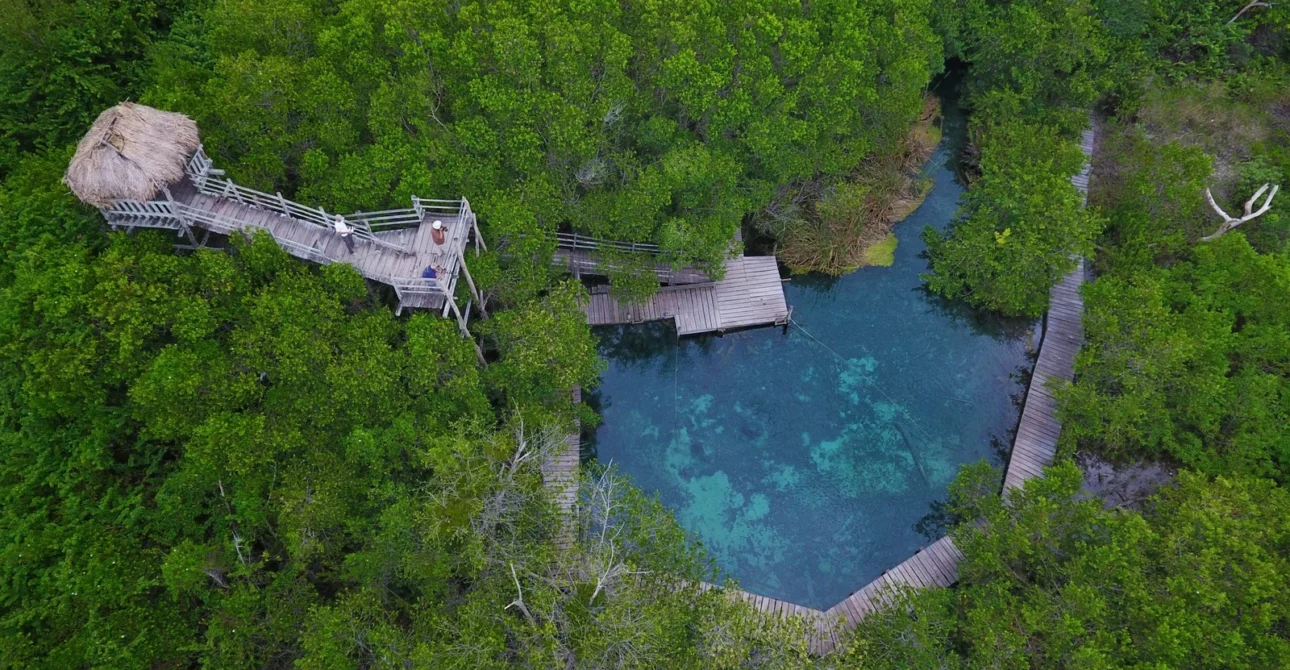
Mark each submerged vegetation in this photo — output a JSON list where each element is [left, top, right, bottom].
[[1, 0, 1290, 667]]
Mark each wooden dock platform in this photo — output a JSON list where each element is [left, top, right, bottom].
[[582, 256, 787, 335]]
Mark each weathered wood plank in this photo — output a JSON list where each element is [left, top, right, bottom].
[[581, 256, 784, 335]]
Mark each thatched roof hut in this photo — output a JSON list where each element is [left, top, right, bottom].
[[63, 103, 201, 208]]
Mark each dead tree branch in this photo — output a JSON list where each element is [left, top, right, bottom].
[[1202, 184, 1279, 241], [1229, 1, 1271, 24], [505, 563, 538, 626]]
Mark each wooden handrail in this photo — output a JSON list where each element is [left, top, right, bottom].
[[191, 173, 412, 255], [554, 231, 661, 255]]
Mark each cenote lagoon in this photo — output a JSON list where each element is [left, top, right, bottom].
[[586, 93, 1038, 610]]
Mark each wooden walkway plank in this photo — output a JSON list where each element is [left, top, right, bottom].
[[581, 255, 787, 336], [156, 182, 475, 316], [542, 387, 582, 551]]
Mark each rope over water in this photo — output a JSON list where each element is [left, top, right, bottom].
[[788, 316, 936, 489]]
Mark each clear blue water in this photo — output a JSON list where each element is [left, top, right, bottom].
[[586, 94, 1036, 609]]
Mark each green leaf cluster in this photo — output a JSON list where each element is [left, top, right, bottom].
[[0, 232, 492, 665], [923, 119, 1102, 317], [848, 462, 1290, 669]]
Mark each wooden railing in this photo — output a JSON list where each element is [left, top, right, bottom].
[[410, 196, 485, 254], [183, 145, 410, 255], [185, 146, 220, 189], [101, 198, 184, 226], [556, 248, 708, 284], [102, 197, 456, 302], [184, 145, 488, 261], [347, 208, 422, 231], [110, 199, 458, 304], [546, 230, 716, 282], [555, 231, 661, 255]]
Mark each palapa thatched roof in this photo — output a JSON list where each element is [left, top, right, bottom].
[[63, 102, 201, 208]]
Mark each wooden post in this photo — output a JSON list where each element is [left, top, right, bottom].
[[465, 199, 487, 253], [457, 247, 484, 310], [445, 293, 486, 365], [163, 186, 201, 249], [277, 192, 289, 217]]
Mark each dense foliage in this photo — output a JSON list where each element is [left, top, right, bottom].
[[920, 0, 1110, 315], [142, 0, 942, 297], [936, 0, 1111, 132], [0, 231, 825, 667], [922, 119, 1100, 316], [1055, 72, 1290, 482], [923, 0, 1290, 317], [4, 0, 1290, 667], [1061, 235, 1290, 479], [851, 461, 1290, 668], [0, 0, 191, 173]]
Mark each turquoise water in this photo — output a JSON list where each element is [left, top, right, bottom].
[[586, 95, 1036, 609]]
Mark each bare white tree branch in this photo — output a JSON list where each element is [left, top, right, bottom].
[[1202, 184, 1279, 241], [1229, 1, 1272, 24], [504, 562, 537, 626], [217, 479, 249, 567]]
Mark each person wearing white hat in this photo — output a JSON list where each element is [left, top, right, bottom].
[[431, 219, 447, 245]]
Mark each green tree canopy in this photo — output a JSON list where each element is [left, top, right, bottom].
[[144, 0, 942, 296], [850, 461, 1290, 669], [935, 0, 1110, 131], [1059, 234, 1290, 480], [923, 119, 1101, 317]]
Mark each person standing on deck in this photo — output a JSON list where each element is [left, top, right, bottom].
[[334, 215, 356, 253]]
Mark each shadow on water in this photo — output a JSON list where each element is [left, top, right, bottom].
[[784, 272, 844, 297], [931, 60, 974, 184], [594, 321, 679, 370], [586, 68, 1039, 609], [918, 287, 1037, 343]]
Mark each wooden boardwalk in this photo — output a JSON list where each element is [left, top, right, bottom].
[[582, 256, 788, 335], [101, 147, 480, 319], [1004, 257, 1084, 489], [173, 188, 471, 295], [556, 247, 711, 284], [1002, 127, 1091, 490], [541, 387, 581, 550]]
